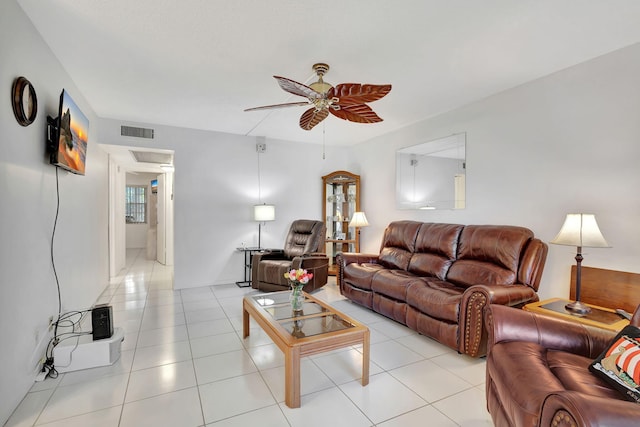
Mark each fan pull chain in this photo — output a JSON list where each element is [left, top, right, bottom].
[[257, 148, 262, 203], [322, 123, 326, 160]]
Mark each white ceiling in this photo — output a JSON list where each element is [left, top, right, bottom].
[[18, 0, 640, 149]]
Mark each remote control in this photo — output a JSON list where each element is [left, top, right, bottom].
[[616, 308, 632, 320]]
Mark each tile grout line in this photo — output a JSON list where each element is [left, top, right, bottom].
[[116, 247, 145, 427]]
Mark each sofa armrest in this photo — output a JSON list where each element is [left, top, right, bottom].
[[335, 252, 380, 289], [458, 284, 539, 357], [291, 254, 328, 270], [540, 391, 640, 427], [336, 252, 380, 266], [251, 250, 285, 288], [291, 254, 329, 292], [465, 283, 539, 306], [305, 252, 327, 257], [252, 249, 285, 263], [485, 304, 616, 359]]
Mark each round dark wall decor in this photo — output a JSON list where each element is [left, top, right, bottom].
[[11, 76, 38, 126]]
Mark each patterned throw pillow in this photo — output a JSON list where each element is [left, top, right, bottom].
[[590, 325, 640, 403]]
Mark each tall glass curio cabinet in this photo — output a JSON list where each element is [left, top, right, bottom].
[[322, 171, 360, 275]]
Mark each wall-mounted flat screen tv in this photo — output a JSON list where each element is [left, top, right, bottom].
[[49, 90, 89, 175]]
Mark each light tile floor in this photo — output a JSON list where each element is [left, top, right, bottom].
[[5, 249, 493, 426]]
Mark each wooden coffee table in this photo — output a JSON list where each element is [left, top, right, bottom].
[[243, 291, 369, 408]]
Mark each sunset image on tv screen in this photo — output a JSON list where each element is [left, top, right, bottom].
[[58, 91, 89, 174]]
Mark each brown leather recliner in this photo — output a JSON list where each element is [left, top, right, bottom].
[[251, 219, 329, 292], [485, 303, 640, 427]]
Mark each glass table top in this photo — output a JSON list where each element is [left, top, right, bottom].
[[251, 292, 355, 338]]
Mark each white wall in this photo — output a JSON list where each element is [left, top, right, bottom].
[[109, 159, 127, 276], [125, 172, 157, 249], [0, 1, 110, 424], [97, 120, 353, 288], [353, 42, 640, 301]]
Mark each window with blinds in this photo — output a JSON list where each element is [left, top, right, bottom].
[[126, 185, 147, 223]]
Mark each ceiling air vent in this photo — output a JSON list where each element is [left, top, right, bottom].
[[129, 150, 173, 164], [121, 125, 154, 139]]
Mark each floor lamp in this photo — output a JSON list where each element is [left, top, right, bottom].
[[253, 203, 275, 249], [550, 213, 610, 315]]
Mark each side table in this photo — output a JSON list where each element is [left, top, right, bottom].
[[235, 247, 263, 288], [523, 298, 629, 332]]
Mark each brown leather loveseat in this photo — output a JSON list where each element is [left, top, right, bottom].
[[337, 221, 547, 357], [485, 303, 640, 427]]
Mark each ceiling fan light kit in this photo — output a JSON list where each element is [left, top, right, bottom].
[[245, 63, 391, 131]]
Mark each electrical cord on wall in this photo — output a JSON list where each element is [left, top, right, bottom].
[[44, 168, 101, 378], [44, 166, 64, 377], [51, 167, 62, 340], [44, 167, 117, 378]]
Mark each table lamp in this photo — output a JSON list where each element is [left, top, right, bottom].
[[254, 203, 275, 248], [550, 213, 610, 315], [349, 211, 369, 251]]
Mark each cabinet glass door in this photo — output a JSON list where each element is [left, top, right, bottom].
[[322, 171, 360, 275]]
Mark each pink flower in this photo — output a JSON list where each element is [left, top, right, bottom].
[[284, 268, 313, 285]]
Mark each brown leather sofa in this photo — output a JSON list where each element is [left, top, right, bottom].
[[251, 219, 329, 292], [337, 221, 547, 357], [485, 304, 640, 427]]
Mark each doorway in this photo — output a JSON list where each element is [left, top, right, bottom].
[[102, 144, 175, 282]]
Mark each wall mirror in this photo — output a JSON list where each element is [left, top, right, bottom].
[[396, 132, 466, 210]]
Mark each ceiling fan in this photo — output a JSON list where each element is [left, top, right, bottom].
[[245, 63, 391, 131]]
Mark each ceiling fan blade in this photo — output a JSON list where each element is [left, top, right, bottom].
[[328, 83, 392, 105], [274, 76, 323, 99], [329, 103, 383, 124], [300, 107, 329, 130], [244, 101, 310, 112]]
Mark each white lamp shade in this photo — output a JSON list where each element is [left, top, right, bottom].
[[253, 204, 275, 222], [349, 212, 369, 228], [550, 213, 609, 248]]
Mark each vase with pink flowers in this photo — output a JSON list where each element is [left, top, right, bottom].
[[284, 268, 313, 312]]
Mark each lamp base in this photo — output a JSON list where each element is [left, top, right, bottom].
[[565, 300, 591, 316]]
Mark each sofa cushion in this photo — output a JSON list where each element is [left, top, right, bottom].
[[447, 225, 533, 287], [405, 278, 464, 323], [283, 219, 325, 258], [548, 351, 622, 399], [379, 247, 413, 271], [406, 306, 459, 350], [340, 282, 373, 309], [408, 223, 463, 279], [378, 221, 422, 270], [447, 260, 517, 288], [373, 293, 407, 324], [343, 262, 385, 291], [370, 269, 419, 301]]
